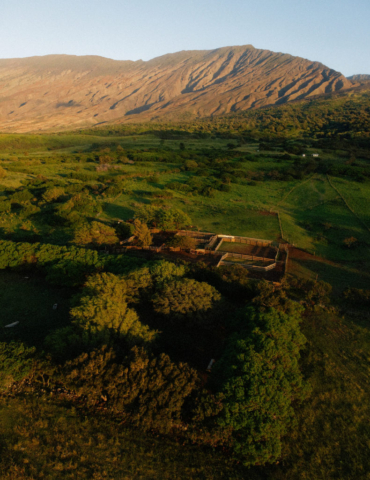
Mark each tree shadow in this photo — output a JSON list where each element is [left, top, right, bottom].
[[102, 203, 135, 220]]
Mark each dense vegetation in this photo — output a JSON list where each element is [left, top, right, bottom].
[[76, 89, 370, 144], [0, 90, 370, 478]]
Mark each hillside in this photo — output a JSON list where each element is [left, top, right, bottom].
[[0, 45, 355, 132], [348, 74, 370, 82]]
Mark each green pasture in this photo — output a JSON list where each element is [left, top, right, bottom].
[[276, 175, 370, 262], [281, 310, 370, 480], [288, 257, 370, 296], [0, 132, 233, 154], [0, 134, 369, 267]]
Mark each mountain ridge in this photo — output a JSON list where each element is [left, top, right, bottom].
[[0, 45, 356, 132], [348, 74, 370, 82]]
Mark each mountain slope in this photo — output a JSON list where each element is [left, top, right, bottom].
[[348, 74, 370, 82], [0, 45, 355, 132]]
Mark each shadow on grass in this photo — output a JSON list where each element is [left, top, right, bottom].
[[290, 257, 370, 296], [102, 203, 135, 220]]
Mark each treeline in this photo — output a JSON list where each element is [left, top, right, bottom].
[[0, 239, 148, 286], [75, 90, 370, 145]]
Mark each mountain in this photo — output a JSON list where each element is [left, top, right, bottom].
[[348, 74, 370, 82], [0, 45, 355, 132]]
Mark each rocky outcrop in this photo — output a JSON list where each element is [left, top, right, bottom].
[[0, 45, 355, 132]]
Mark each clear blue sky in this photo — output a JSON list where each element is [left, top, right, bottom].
[[1, 0, 369, 76]]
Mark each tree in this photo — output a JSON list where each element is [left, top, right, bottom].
[[167, 235, 197, 249], [185, 160, 197, 170], [56, 193, 102, 225], [64, 346, 198, 433], [115, 221, 135, 239], [133, 219, 152, 247], [152, 278, 221, 323], [155, 208, 191, 230], [70, 272, 157, 345], [73, 221, 119, 247], [212, 307, 309, 466], [10, 189, 33, 204], [150, 260, 186, 286], [305, 280, 332, 307], [252, 280, 288, 311], [135, 205, 158, 226], [135, 205, 191, 230]]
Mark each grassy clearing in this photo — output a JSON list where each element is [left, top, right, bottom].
[[288, 256, 370, 296], [276, 174, 370, 262]]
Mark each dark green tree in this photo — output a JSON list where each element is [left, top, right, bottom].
[[212, 306, 310, 466]]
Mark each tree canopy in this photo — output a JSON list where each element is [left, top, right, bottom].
[[136, 205, 191, 230], [212, 306, 309, 466], [73, 221, 119, 247], [70, 272, 157, 345], [133, 219, 152, 247], [152, 278, 221, 323]]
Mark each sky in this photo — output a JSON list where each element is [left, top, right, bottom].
[[0, 0, 369, 77]]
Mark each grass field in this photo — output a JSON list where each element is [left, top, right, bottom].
[[0, 133, 369, 268]]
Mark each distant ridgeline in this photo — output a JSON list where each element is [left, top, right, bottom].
[[0, 45, 355, 132]]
